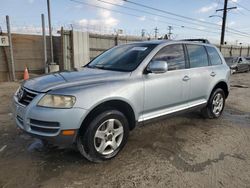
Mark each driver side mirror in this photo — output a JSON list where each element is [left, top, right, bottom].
[[147, 60, 168, 74]]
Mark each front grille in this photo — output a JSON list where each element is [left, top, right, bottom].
[[18, 88, 37, 106], [29, 119, 60, 134]]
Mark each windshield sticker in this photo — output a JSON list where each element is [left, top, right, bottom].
[[130, 47, 148, 51]]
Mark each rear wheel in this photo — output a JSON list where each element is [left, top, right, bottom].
[[77, 109, 129, 162], [201, 88, 225, 119]]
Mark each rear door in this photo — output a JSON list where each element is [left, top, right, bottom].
[[185, 44, 213, 105]]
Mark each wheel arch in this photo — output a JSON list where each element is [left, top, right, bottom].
[[210, 81, 229, 99], [79, 99, 137, 136]]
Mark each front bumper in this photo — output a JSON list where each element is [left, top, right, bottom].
[[12, 93, 88, 146]]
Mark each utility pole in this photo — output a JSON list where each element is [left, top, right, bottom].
[[141, 29, 145, 37], [168, 26, 173, 39], [47, 0, 54, 64], [6, 16, 15, 81], [41, 14, 48, 73], [216, 0, 237, 45], [154, 27, 158, 39]]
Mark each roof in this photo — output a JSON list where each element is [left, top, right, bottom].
[[130, 39, 211, 45]]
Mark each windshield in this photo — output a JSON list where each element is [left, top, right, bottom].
[[87, 43, 157, 72]]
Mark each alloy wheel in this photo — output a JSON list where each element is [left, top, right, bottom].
[[212, 93, 224, 116], [94, 119, 124, 155]]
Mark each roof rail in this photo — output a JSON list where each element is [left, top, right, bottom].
[[181, 39, 210, 44]]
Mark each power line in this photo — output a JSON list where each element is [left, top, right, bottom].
[[121, 0, 250, 36], [121, 0, 219, 26], [97, 0, 222, 30], [69, 0, 222, 35], [230, 0, 250, 12], [97, 0, 250, 37], [69, 0, 250, 39], [212, 0, 246, 16]]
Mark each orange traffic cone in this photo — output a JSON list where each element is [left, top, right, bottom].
[[24, 67, 29, 80]]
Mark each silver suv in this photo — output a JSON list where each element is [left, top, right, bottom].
[[13, 39, 230, 162]]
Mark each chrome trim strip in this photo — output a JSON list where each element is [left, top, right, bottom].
[[138, 101, 207, 122]]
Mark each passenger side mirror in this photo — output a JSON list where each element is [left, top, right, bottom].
[[147, 60, 168, 74]]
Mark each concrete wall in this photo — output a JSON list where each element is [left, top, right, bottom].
[[72, 31, 89, 70], [0, 45, 9, 81], [218, 45, 250, 57], [1, 31, 250, 81], [0, 33, 61, 81]]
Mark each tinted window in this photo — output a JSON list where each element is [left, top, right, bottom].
[[152, 44, 185, 71], [206, 46, 222, 65], [186, 44, 209, 68], [88, 43, 156, 72]]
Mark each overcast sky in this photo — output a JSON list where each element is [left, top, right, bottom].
[[1, 0, 250, 45]]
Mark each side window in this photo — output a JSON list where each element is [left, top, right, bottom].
[[206, 46, 222, 65], [152, 44, 185, 71], [186, 44, 209, 68]]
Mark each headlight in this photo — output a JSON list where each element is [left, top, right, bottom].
[[37, 94, 76, 108]]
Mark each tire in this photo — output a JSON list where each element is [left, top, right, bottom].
[[201, 88, 225, 119], [77, 109, 129, 163]]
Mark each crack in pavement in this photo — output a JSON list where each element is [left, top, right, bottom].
[[167, 151, 246, 172]]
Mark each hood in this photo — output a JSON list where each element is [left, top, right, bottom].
[[23, 68, 131, 92]]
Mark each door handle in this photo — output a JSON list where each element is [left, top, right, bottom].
[[210, 72, 216, 77], [182, 75, 190, 81]]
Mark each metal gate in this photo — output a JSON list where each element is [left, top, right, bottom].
[[61, 29, 89, 71]]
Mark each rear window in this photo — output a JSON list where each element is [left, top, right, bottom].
[[186, 44, 209, 68], [206, 46, 222, 65]]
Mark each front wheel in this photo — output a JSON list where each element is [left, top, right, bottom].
[[201, 88, 225, 119], [77, 109, 129, 162]]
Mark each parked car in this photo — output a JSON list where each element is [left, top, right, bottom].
[[224, 56, 250, 74], [245, 57, 250, 61], [13, 39, 230, 162]]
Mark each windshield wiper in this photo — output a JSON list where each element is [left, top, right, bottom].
[[85, 64, 104, 69], [86, 64, 128, 72]]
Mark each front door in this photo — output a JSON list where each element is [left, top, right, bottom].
[[143, 44, 190, 121]]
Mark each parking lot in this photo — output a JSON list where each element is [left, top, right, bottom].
[[0, 73, 249, 188]]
